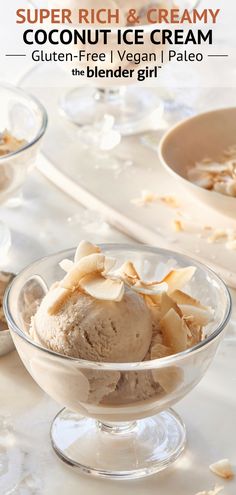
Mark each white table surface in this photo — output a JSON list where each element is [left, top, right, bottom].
[[1, 1, 236, 493]]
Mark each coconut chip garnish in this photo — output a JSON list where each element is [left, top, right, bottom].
[[131, 190, 158, 206], [43, 241, 213, 362], [131, 191, 180, 208], [205, 228, 236, 250], [209, 459, 234, 480], [188, 144, 236, 197], [46, 241, 123, 314], [0, 129, 26, 156]]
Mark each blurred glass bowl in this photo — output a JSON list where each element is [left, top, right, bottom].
[[0, 84, 47, 255], [4, 245, 231, 479], [0, 84, 47, 203]]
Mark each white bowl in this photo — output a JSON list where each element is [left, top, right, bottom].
[[159, 108, 236, 218]]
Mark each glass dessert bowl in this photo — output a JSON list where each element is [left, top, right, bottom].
[[0, 84, 47, 255], [4, 244, 231, 480]]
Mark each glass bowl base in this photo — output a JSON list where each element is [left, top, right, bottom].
[[50, 407, 186, 480]]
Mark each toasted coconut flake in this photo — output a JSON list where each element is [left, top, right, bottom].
[[151, 331, 163, 345], [209, 459, 234, 480], [59, 259, 74, 273], [132, 281, 168, 296], [144, 293, 162, 307], [150, 343, 172, 360], [152, 365, 183, 392], [117, 262, 168, 297], [45, 286, 71, 315], [188, 167, 214, 189], [74, 240, 101, 263], [213, 182, 228, 196], [195, 486, 224, 495], [159, 292, 182, 319], [163, 267, 196, 294], [195, 177, 214, 190], [188, 145, 236, 197], [160, 195, 180, 208], [171, 289, 204, 308], [117, 261, 140, 284], [131, 190, 157, 206], [160, 308, 188, 353], [60, 253, 105, 290], [172, 219, 184, 232], [187, 322, 203, 346], [80, 273, 125, 302], [207, 229, 228, 243], [179, 304, 213, 326], [196, 161, 229, 173], [123, 261, 140, 279], [103, 257, 116, 274], [188, 142, 236, 198]]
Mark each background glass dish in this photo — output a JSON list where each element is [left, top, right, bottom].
[[4, 245, 231, 479], [52, 0, 201, 137], [0, 84, 47, 255]]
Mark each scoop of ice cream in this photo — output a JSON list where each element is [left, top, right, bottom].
[[102, 370, 163, 405], [30, 287, 152, 362]]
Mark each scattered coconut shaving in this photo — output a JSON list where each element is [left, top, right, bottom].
[[172, 219, 184, 232], [160, 196, 180, 208], [209, 458, 234, 480], [131, 191, 180, 208], [206, 228, 236, 249], [207, 229, 228, 243], [131, 190, 158, 206]]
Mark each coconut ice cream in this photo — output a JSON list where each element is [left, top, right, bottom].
[[31, 288, 152, 362]]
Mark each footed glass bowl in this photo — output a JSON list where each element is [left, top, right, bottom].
[[4, 245, 231, 479]]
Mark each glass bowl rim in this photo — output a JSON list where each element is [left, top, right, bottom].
[[4, 243, 232, 371], [0, 83, 48, 162]]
